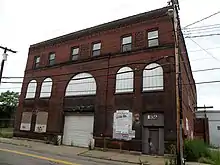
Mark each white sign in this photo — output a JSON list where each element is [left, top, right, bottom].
[[34, 124, 47, 133], [20, 123, 31, 131], [113, 110, 135, 140]]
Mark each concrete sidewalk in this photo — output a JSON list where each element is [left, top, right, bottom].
[[0, 137, 209, 165]]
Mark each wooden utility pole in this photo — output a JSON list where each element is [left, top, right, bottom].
[[0, 46, 17, 84], [169, 0, 184, 164]]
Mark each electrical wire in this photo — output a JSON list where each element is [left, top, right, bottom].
[[183, 10, 220, 29], [189, 38, 220, 63]]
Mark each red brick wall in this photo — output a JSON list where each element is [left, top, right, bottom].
[[14, 10, 196, 151]]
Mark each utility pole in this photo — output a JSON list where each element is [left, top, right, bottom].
[[0, 46, 17, 84], [169, 0, 184, 164]]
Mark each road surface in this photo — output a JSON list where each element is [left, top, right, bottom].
[[0, 143, 133, 165]]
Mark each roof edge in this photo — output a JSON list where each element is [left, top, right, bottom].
[[30, 6, 171, 50]]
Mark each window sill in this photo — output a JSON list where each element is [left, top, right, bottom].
[[142, 89, 164, 93], [114, 91, 134, 95]]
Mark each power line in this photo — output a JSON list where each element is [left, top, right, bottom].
[[185, 33, 220, 38], [189, 38, 220, 63], [183, 10, 220, 29]]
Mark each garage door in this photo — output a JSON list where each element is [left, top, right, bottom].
[[62, 115, 94, 147]]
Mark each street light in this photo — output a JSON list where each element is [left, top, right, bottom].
[[0, 46, 17, 84]]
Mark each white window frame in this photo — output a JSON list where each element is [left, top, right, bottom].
[[34, 56, 40, 68], [65, 73, 97, 96], [49, 53, 55, 65], [40, 78, 53, 98], [115, 67, 134, 93], [72, 47, 79, 60], [25, 80, 37, 99], [148, 30, 159, 47], [143, 63, 163, 91], [92, 42, 101, 56], [122, 36, 132, 52]]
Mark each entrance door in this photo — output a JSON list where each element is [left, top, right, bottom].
[[62, 115, 94, 147], [149, 129, 159, 154]]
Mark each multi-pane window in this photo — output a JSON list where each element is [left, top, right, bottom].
[[143, 63, 163, 91], [147, 30, 159, 47], [26, 80, 37, 99], [92, 42, 101, 56], [49, 53, 55, 65], [65, 73, 97, 96], [71, 47, 79, 60], [40, 78, 53, 98], [34, 56, 40, 68], [122, 36, 132, 52], [115, 67, 134, 93]]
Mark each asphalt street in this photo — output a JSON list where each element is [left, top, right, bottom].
[[0, 143, 133, 165]]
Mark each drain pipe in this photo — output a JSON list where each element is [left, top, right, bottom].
[[103, 54, 111, 150]]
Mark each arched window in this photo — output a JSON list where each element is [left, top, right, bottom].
[[65, 73, 96, 96], [143, 63, 163, 91], [40, 78, 53, 98], [25, 80, 37, 99], [115, 67, 134, 93]]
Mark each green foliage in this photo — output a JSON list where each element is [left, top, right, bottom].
[[0, 91, 19, 118], [184, 139, 210, 161], [198, 157, 215, 164], [0, 128, 13, 138], [209, 150, 220, 165], [184, 139, 220, 165]]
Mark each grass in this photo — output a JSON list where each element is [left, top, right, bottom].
[[0, 128, 13, 138]]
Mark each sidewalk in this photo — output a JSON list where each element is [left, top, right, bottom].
[[0, 137, 209, 165]]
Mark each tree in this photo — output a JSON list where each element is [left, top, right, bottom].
[[0, 91, 19, 118]]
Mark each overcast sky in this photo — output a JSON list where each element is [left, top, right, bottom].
[[0, 0, 220, 110]]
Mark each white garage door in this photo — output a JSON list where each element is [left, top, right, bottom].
[[62, 115, 94, 147]]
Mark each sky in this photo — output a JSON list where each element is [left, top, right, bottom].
[[0, 0, 220, 110]]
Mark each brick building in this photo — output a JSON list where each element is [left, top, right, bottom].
[[14, 6, 196, 155]]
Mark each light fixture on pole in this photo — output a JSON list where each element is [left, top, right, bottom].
[[0, 46, 17, 84]]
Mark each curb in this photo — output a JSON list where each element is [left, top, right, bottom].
[[78, 152, 150, 165], [0, 139, 32, 148]]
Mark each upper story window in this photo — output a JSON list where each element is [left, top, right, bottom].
[[65, 73, 97, 96], [49, 53, 55, 65], [40, 78, 53, 98], [26, 80, 37, 99], [92, 42, 101, 56], [143, 63, 163, 91], [34, 56, 40, 68], [147, 30, 159, 47], [71, 47, 79, 61], [115, 67, 134, 93], [122, 36, 132, 52]]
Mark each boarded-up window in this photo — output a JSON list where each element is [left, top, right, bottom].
[[40, 78, 53, 98], [65, 73, 96, 96], [20, 112, 32, 131], [143, 63, 163, 91], [115, 67, 134, 93], [34, 112, 48, 133], [26, 80, 37, 99]]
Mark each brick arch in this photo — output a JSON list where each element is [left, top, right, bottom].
[[143, 63, 163, 91], [40, 77, 53, 98], [25, 80, 37, 99], [65, 73, 97, 96]]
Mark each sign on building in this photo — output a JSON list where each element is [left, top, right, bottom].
[[113, 110, 135, 140]]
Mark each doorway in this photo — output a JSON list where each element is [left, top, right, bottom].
[[149, 128, 159, 154]]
